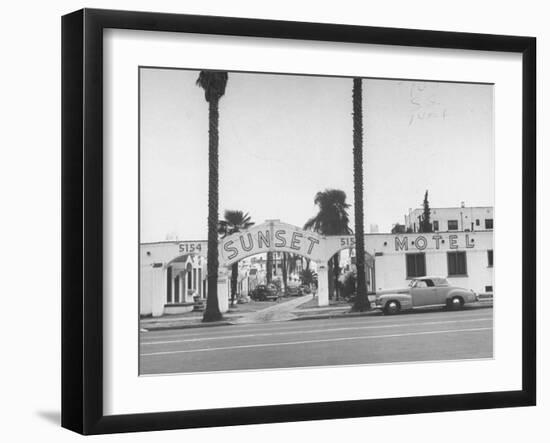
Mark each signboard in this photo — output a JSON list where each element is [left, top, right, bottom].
[[219, 221, 324, 265], [177, 241, 206, 254], [393, 233, 476, 251]]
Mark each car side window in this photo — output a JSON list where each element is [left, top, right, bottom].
[[415, 280, 427, 288], [425, 279, 435, 287]]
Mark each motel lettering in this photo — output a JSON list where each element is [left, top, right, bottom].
[[394, 234, 476, 251]]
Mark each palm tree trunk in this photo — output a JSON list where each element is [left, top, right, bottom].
[[333, 253, 341, 301], [328, 258, 334, 300], [203, 97, 223, 322], [351, 78, 370, 312], [266, 252, 273, 284], [281, 253, 288, 293], [230, 262, 238, 306]]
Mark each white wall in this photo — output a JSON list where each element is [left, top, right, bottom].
[[140, 263, 154, 314], [374, 248, 493, 293], [0, 1, 545, 443]]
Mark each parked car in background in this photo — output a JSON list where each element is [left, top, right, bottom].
[[373, 276, 478, 315], [284, 284, 300, 296], [250, 283, 279, 301]]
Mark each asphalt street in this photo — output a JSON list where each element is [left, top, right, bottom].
[[139, 307, 493, 375]]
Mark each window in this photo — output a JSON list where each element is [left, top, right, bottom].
[[433, 220, 439, 231], [485, 285, 493, 292], [476, 219, 480, 226], [448, 220, 458, 230], [406, 253, 426, 278], [414, 279, 434, 287], [447, 251, 467, 276], [487, 250, 493, 267], [485, 218, 494, 229]]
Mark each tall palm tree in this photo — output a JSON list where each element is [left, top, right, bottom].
[[218, 210, 254, 306], [196, 70, 229, 322], [351, 78, 370, 312], [304, 189, 353, 299], [281, 252, 288, 293]]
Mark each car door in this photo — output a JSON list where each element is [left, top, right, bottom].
[[432, 278, 451, 304], [411, 279, 439, 306]]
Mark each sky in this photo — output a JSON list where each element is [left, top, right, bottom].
[[140, 68, 494, 243]]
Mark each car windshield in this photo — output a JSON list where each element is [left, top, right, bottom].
[[409, 280, 417, 288]]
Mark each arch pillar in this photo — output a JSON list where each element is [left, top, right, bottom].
[[216, 266, 230, 313], [316, 261, 329, 307]]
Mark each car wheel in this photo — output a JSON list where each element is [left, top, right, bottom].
[[449, 296, 464, 310], [384, 300, 401, 315]]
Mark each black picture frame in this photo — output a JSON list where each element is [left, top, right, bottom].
[[62, 8, 536, 435]]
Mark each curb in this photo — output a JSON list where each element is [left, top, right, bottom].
[[142, 320, 234, 332], [292, 310, 382, 321], [141, 303, 494, 331], [292, 302, 493, 322]]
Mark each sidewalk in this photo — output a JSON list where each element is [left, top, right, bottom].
[[290, 299, 493, 321], [233, 293, 314, 324], [141, 294, 314, 331]]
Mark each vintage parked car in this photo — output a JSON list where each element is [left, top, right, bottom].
[[373, 276, 478, 314], [284, 284, 301, 296], [250, 284, 279, 301]]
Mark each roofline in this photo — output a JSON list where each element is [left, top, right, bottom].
[[140, 239, 207, 246], [140, 230, 494, 246], [408, 206, 494, 212]]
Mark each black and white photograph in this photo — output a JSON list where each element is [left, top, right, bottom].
[[139, 68, 495, 376], [0, 0, 545, 439]]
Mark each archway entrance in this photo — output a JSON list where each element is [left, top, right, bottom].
[[165, 253, 206, 305], [218, 220, 362, 307], [229, 250, 316, 303]]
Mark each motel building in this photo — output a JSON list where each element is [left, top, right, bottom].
[[405, 204, 493, 233], [141, 213, 494, 317]]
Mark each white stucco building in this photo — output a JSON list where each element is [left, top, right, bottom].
[[405, 204, 494, 233], [366, 230, 493, 294], [140, 219, 493, 317]]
